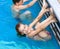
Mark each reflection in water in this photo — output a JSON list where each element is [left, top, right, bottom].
[[0, 40, 58, 49], [0, 40, 33, 49]]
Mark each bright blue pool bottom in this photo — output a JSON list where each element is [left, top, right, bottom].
[[0, 0, 60, 49]]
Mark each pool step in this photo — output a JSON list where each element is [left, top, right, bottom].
[[38, 0, 60, 45]]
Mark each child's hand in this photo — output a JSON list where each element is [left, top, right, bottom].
[[42, 0, 48, 9]]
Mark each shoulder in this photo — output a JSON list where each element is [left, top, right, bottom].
[[12, 5, 20, 12]]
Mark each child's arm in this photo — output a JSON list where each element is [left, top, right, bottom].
[[28, 0, 48, 28], [19, 0, 37, 10], [29, 9, 46, 28]]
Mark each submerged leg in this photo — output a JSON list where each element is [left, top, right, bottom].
[[20, 10, 32, 20], [28, 8, 57, 37], [29, 0, 49, 28], [29, 8, 49, 28]]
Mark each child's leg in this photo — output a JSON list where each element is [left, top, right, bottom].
[[23, 10, 31, 15], [19, 10, 32, 20], [42, 0, 48, 9], [29, 0, 49, 28], [37, 15, 57, 29], [29, 8, 49, 28], [35, 8, 57, 29], [28, 15, 57, 37], [20, 10, 31, 17]]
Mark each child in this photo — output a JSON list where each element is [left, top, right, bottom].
[[12, 0, 37, 22]]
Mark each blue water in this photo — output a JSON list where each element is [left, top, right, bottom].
[[0, 0, 60, 49]]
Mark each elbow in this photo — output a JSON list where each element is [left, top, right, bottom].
[[27, 34, 33, 37]]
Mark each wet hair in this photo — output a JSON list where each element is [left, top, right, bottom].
[[16, 23, 26, 37], [12, 0, 21, 4]]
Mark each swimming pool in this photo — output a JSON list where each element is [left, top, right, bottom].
[[0, 0, 60, 49]]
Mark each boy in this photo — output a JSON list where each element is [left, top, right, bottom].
[[12, 0, 37, 21]]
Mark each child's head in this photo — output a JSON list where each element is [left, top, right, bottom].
[[16, 23, 26, 37], [12, 0, 23, 5]]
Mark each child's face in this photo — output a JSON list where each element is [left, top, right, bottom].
[[18, 24, 25, 34]]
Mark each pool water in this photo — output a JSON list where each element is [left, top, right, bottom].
[[0, 0, 60, 49]]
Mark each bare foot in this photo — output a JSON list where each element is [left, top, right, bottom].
[[32, 30, 50, 41], [44, 8, 50, 13], [42, 0, 50, 13]]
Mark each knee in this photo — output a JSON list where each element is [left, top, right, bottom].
[[24, 10, 31, 14]]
